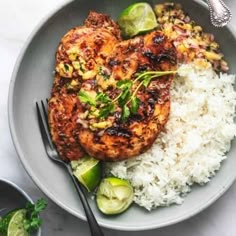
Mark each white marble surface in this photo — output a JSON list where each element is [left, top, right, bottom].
[[0, 0, 236, 235]]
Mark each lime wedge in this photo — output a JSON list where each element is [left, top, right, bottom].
[[71, 155, 102, 192], [96, 177, 134, 215], [0, 209, 29, 236], [118, 2, 158, 37]]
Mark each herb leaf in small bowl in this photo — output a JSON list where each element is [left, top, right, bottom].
[[0, 198, 47, 236], [24, 198, 47, 233]]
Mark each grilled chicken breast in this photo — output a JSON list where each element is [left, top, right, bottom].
[[48, 11, 177, 161]]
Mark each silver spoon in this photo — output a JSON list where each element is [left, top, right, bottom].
[[206, 0, 232, 27]]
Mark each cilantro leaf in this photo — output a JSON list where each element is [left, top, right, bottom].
[[96, 92, 111, 103], [118, 89, 131, 107], [98, 103, 115, 119], [142, 75, 153, 87], [64, 64, 69, 71], [78, 90, 96, 106], [34, 199, 47, 214], [117, 80, 133, 90], [24, 198, 47, 233], [131, 97, 141, 114], [121, 105, 130, 121], [24, 217, 42, 232]]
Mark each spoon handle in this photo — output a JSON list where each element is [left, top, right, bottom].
[[206, 0, 232, 27]]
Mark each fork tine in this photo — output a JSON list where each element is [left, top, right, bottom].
[[41, 100, 49, 127], [41, 100, 55, 149], [36, 102, 53, 154]]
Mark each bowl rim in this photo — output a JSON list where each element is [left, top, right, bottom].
[[0, 178, 41, 236], [8, 0, 236, 231]]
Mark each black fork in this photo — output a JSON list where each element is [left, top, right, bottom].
[[36, 100, 104, 236]]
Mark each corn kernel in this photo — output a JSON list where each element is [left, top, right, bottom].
[[71, 79, 79, 87], [154, 4, 164, 16], [177, 44, 187, 53], [193, 26, 202, 32], [204, 51, 222, 60], [72, 61, 81, 70], [81, 70, 97, 80], [91, 121, 112, 129], [69, 53, 77, 61], [57, 62, 73, 78], [210, 42, 219, 49], [66, 47, 80, 55]]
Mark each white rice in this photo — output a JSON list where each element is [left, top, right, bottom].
[[106, 64, 236, 210]]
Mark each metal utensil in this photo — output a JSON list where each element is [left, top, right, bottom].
[[36, 100, 104, 236], [206, 0, 232, 27]]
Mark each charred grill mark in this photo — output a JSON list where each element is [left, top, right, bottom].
[[137, 64, 149, 72], [148, 98, 156, 110], [147, 89, 159, 101], [129, 113, 144, 122], [143, 50, 176, 65], [106, 126, 131, 138], [143, 50, 156, 60], [108, 58, 120, 67]]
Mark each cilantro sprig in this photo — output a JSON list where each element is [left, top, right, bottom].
[[23, 198, 47, 232], [78, 70, 176, 122], [0, 198, 47, 235]]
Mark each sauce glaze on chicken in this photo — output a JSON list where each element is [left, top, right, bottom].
[[48, 11, 177, 161]]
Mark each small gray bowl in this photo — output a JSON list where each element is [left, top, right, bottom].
[[0, 178, 41, 236]]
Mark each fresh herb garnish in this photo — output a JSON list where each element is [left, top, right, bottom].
[[116, 79, 133, 90], [64, 64, 69, 71], [98, 103, 115, 119], [78, 90, 96, 106], [96, 92, 111, 104], [121, 104, 130, 121], [24, 199, 47, 232], [0, 198, 47, 234], [118, 89, 131, 107], [77, 70, 176, 122], [98, 66, 110, 80], [131, 97, 141, 114]]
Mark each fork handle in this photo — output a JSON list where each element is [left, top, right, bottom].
[[67, 165, 105, 236]]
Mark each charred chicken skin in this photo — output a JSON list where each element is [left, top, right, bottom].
[[48, 11, 177, 161]]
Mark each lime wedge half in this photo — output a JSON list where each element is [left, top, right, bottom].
[[118, 2, 158, 37], [0, 209, 29, 236], [96, 177, 134, 215], [71, 156, 102, 192]]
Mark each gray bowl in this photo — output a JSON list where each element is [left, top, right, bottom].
[[0, 178, 41, 236], [8, 0, 236, 231]]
